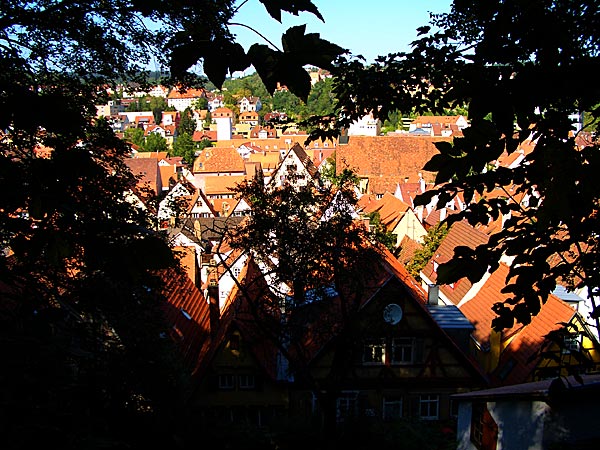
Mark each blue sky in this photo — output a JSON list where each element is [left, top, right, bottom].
[[231, 0, 452, 68]]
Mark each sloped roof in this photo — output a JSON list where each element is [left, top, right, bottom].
[[396, 235, 423, 267], [193, 147, 246, 173], [202, 175, 246, 196], [412, 115, 466, 125], [159, 267, 211, 370], [359, 192, 411, 231], [247, 151, 281, 171], [421, 220, 490, 306], [460, 263, 523, 348], [493, 295, 576, 386], [124, 157, 161, 195], [167, 87, 205, 99], [336, 136, 445, 195], [192, 130, 217, 142]]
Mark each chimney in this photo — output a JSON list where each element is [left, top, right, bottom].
[[207, 271, 220, 338], [427, 284, 440, 305], [439, 207, 447, 222]]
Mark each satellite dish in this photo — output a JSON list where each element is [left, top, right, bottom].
[[383, 303, 403, 325]]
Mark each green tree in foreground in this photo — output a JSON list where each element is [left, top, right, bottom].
[[1, 1, 344, 447], [223, 169, 386, 446], [332, 0, 600, 331]]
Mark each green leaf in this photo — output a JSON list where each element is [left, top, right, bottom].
[[259, 0, 324, 23], [281, 25, 347, 70], [168, 34, 250, 86]]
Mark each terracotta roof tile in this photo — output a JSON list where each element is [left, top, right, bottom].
[[203, 175, 246, 196], [422, 220, 490, 305], [396, 235, 423, 266], [193, 146, 246, 173], [159, 268, 211, 370], [460, 263, 522, 348], [336, 136, 447, 195], [124, 157, 161, 195], [494, 295, 576, 385], [359, 192, 411, 231], [167, 87, 205, 99]]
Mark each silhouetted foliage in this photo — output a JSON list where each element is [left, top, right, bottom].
[[331, 0, 600, 331]]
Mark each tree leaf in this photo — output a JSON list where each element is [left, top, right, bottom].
[[281, 25, 347, 70], [258, 0, 324, 23]]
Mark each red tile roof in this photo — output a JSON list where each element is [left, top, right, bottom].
[[159, 268, 211, 370], [336, 136, 447, 195], [193, 147, 246, 173], [421, 220, 490, 306], [493, 295, 576, 385], [124, 157, 161, 195], [167, 87, 205, 99], [460, 263, 522, 348], [359, 192, 411, 231]]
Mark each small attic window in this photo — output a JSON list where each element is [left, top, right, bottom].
[[229, 332, 240, 351], [180, 308, 192, 320]]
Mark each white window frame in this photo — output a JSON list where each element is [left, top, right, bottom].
[[391, 337, 415, 364], [419, 394, 439, 420]]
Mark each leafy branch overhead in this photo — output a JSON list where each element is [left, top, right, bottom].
[[249, 25, 347, 101], [166, 1, 345, 102], [259, 0, 324, 23]]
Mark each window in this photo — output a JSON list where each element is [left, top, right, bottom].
[[218, 374, 235, 390], [471, 402, 484, 448], [336, 392, 358, 421], [391, 338, 414, 364], [563, 333, 582, 353], [419, 394, 439, 420], [228, 333, 240, 351], [238, 374, 255, 389], [383, 396, 403, 421], [363, 338, 386, 364], [231, 266, 241, 278]]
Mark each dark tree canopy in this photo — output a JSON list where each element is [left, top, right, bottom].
[[331, 0, 600, 330], [0, 1, 345, 448]]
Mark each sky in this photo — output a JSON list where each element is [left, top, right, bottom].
[[230, 0, 452, 70]]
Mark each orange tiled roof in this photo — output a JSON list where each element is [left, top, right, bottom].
[[421, 220, 490, 306], [203, 175, 247, 196], [460, 263, 522, 348], [359, 192, 411, 231], [167, 87, 205, 99], [336, 136, 446, 195], [412, 115, 465, 125], [124, 157, 161, 195], [159, 267, 211, 370], [396, 235, 423, 267], [132, 151, 169, 160], [193, 146, 246, 173], [192, 130, 217, 142], [493, 295, 576, 385], [247, 151, 281, 171]]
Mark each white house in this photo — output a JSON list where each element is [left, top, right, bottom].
[[347, 113, 381, 136], [453, 374, 600, 450]]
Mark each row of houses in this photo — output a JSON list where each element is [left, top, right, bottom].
[[136, 131, 600, 447]]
